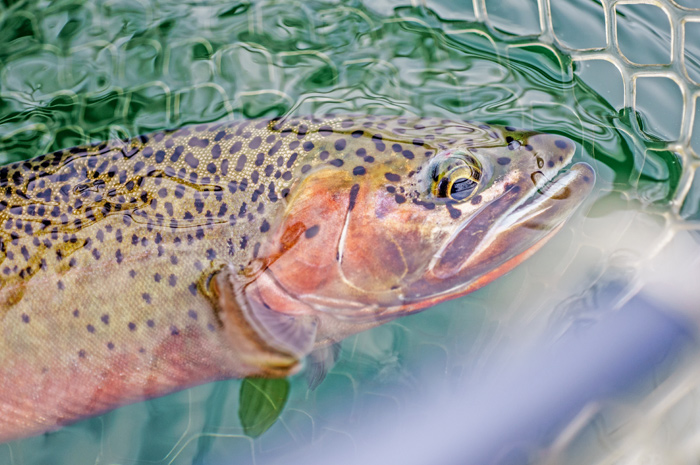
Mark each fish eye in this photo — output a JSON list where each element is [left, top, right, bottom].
[[431, 154, 482, 202]]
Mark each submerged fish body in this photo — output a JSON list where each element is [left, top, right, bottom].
[[0, 115, 594, 442]]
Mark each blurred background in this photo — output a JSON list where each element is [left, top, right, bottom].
[[0, 0, 699, 463]]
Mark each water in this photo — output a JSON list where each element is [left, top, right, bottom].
[[0, 0, 699, 463]]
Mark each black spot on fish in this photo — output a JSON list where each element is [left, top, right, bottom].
[[353, 166, 366, 176], [255, 153, 264, 166], [348, 184, 360, 211], [305, 225, 320, 238], [171, 146, 184, 162], [555, 139, 569, 150], [235, 155, 247, 172], [497, 157, 511, 165], [335, 139, 346, 151], [185, 152, 199, 169], [412, 199, 435, 210], [230, 141, 242, 154], [385, 173, 400, 182], [446, 203, 461, 219], [329, 159, 344, 167]]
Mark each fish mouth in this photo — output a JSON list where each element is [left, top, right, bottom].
[[410, 161, 596, 303]]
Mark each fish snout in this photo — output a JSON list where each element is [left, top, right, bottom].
[[526, 133, 576, 175]]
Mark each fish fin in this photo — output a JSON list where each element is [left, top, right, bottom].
[[305, 342, 342, 390], [213, 264, 318, 372], [243, 293, 318, 360]]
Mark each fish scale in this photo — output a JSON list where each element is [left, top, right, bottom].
[[0, 115, 594, 442]]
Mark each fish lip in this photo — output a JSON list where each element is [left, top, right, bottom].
[[426, 161, 595, 285], [504, 161, 595, 229]]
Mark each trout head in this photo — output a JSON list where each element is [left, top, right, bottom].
[[214, 118, 595, 364]]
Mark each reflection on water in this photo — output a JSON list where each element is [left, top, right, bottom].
[[0, 0, 698, 463]]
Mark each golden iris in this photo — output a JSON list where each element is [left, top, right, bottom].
[[431, 154, 481, 202]]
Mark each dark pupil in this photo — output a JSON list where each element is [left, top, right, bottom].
[[450, 178, 477, 200]]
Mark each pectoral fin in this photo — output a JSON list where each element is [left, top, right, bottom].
[[212, 264, 319, 377], [305, 342, 342, 390]]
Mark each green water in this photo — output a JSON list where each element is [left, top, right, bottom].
[[0, 0, 694, 463]]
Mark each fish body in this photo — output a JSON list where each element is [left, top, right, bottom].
[[0, 115, 594, 442]]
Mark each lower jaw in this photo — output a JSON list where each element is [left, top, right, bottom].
[[393, 222, 565, 316]]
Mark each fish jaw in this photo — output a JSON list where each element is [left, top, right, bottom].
[[401, 161, 596, 310]]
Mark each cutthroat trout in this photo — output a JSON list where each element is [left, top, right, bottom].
[[0, 115, 594, 442]]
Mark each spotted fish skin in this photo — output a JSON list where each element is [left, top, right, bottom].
[[0, 115, 595, 442]]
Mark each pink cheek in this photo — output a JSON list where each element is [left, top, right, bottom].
[[374, 192, 398, 219]]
